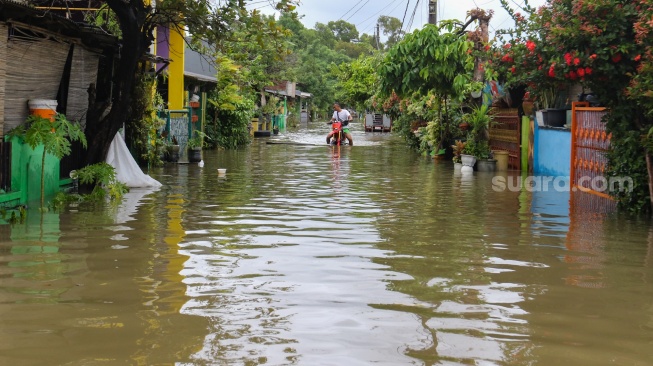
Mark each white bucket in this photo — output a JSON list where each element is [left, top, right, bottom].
[[28, 99, 58, 120]]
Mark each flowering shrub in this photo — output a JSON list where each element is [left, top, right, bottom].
[[490, 0, 653, 212]]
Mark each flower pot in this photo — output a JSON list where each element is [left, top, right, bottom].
[[461, 154, 476, 167], [544, 108, 566, 127], [188, 147, 202, 163], [454, 162, 463, 170], [493, 150, 509, 171], [167, 145, 180, 162], [476, 159, 497, 172]]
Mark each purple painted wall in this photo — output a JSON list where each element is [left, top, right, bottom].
[[156, 26, 170, 72]]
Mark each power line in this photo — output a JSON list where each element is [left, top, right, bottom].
[[344, 0, 372, 23], [358, 0, 406, 35], [405, 0, 421, 33], [338, 0, 366, 21], [400, 0, 411, 30]]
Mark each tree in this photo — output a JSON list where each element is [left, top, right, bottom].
[[378, 16, 404, 49], [83, 0, 297, 165], [379, 22, 478, 151], [327, 20, 359, 43], [334, 54, 380, 111]]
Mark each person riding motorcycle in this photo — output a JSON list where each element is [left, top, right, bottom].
[[326, 103, 353, 146]]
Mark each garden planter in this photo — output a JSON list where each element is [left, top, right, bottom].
[[493, 150, 509, 171], [476, 159, 497, 172], [461, 154, 476, 167], [188, 148, 202, 163], [537, 108, 566, 127], [167, 145, 180, 162]]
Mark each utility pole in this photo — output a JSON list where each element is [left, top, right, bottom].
[[376, 23, 380, 50], [428, 0, 437, 24]]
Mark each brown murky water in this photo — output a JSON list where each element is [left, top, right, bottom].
[[1, 122, 653, 365]]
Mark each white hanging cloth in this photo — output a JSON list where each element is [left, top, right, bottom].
[[106, 132, 162, 188]]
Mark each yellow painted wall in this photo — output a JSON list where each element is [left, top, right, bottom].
[[168, 27, 185, 110]]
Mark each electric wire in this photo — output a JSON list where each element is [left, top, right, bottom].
[[338, 0, 366, 21], [344, 0, 372, 23]]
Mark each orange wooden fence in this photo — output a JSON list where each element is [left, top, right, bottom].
[[570, 101, 617, 212]]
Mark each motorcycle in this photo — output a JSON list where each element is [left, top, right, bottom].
[[327, 120, 348, 146]]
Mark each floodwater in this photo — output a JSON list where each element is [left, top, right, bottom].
[[1, 121, 653, 366]]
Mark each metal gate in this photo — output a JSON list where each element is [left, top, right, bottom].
[[570, 101, 617, 211], [489, 108, 520, 170]]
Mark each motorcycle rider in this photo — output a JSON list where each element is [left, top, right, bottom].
[[326, 103, 353, 146]]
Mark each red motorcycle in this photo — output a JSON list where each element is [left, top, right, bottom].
[[327, 120, 347, 146]]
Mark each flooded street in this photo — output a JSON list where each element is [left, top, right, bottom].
[[2, 121, 653, 365]]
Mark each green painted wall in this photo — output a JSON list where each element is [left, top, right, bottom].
[[3, 137, 62, 207]]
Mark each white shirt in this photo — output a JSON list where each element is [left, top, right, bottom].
[[332, 109, 351, 122]]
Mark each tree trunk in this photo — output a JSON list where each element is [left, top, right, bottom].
[[84, 1, 152, 165]]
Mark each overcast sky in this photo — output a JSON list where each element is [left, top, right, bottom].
[[248, 0, 547, 39]]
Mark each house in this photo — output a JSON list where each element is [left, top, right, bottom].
[[0, 0, 118, 209]]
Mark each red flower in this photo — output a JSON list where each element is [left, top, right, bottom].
[[634, 54, 642, 61], [564, 52, 573, 65], [548, 64, 556, 77], [577, 68, 585, 77], [573, 58, 581, 66], [569, 70, 578, 80], [585, 67, 592, 75], [511, 66, 516, 74], [589, 54, 597, 60], [526, 40, 536, 53], [612, 53, 622, 63], [484, 45, 490, 51], [503, 44, 511, 49]]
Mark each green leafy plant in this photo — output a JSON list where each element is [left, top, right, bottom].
[[8, 113, 87, 209], [75, 162, 129, 201], [186, 130, 210, 150]]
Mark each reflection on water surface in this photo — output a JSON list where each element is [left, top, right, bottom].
[[1, 122, 653, 365]]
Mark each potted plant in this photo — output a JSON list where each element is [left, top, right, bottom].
[[461, 104, 496, 171], [452, 140, 467, 169], [187, 130, 209, 163], [166, 135, 180, 162]]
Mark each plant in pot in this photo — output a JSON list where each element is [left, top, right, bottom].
[[187, 130, 209, 163], [451, 140, 467, 169], [461, 104, 496, 171], [166, 135, 180, 162]]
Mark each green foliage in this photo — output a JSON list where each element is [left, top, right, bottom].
[[379, 22, 476, 100], [187, 130, 210, 149], [378, 16, 404, 49], [0, 205, 27, 224], [9, 114, 87, 159], [125, 75, 165, 168], [327, 20, 359, 43], [333, 54, 380, 111], [75, 163, 129, 201], [212, 98, 255, 149], [8, 113, 87, 208], [462, 138, 490, 159], [84, 4, 121, 37]]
